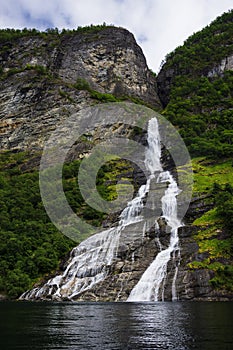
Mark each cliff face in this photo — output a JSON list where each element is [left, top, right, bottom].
[[1, 20, 233, 301], [0, 27, 160, 151], [58, 28, 158, 103]]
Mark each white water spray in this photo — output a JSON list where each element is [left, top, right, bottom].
[[127, 171, 182, 301], [20, 118, 182, 301]]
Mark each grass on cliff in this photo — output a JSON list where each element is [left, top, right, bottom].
[[73, 77, 156, 108], [192, 157, 233, 195], [189, 157, 233, 291]]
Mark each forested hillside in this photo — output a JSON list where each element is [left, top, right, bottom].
[[158, 10, 233, 158]]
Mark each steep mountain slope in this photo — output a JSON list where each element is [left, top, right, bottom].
[[0, 25, 161, 299], [157, 10, 233, 297], [0, 25, 160, 151], [157, 10, 233, 158], [0, 14, 233, 300]]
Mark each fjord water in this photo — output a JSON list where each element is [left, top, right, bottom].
[[1, 301, 233, 350]]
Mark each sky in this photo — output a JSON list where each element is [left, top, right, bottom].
[[0, 0, 232, 72]]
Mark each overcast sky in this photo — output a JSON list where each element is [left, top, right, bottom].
[[0, 0, 232, 72]]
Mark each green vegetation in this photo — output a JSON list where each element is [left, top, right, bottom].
[[73, 77, 120, 102], [165, 10, 233, 73], [96, 159, 135, 201], [163, 71, 233, 158], [73, 77, 156, 107], [189, 198, 233, 291], [0, 23, 115, 43], [90, 90, 119, 102], [162, 10, 233, 158], [0, 63, 52, 81], [0, 152, 77, 298], [58, 89, 75, 103], [159, 11, 233, 293], [70, 23, 114, 34], [62, 159, 108, 226], [0, 151, 136, 298], [189, 161, 233, 291], [0, 28, 42, 42], [74, 77, 92, 91], [192, 158, 233, 195], [214, 183, 233, 231], [63, 157, 135, 217]]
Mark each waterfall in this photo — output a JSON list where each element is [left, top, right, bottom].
[[127, 171, 182, 301], [20, 226, 122, 300], [20, 118, 182, 301]]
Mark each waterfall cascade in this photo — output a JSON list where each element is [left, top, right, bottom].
[[20, 118, 182, 301], [127, 171, 181, 301]]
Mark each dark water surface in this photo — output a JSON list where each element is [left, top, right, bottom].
[[0, 301, 232, 349]]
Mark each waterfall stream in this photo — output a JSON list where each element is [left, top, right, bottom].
[[127, 171, 182, 301], [20, 118, 182, 301]]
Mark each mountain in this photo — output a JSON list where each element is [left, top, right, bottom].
[[0, 25, 160, 151], [0, 25, 161, 299], [157, 10, 233, 158], [0, 13, 233, 300]]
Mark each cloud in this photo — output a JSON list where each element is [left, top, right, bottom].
[[0, 0, 232, 72]]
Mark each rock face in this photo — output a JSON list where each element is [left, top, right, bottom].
[[207, 54, 233, 78], [58, 28, 158, 104], [0, 27, 161, 151]]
